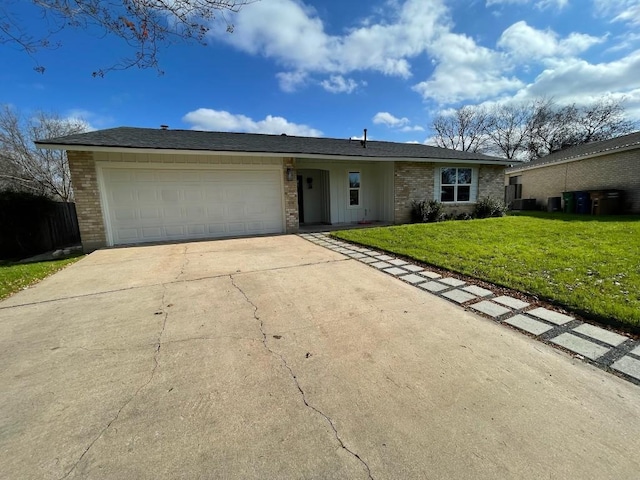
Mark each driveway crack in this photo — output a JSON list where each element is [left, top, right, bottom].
[[229, 275, 374, 480], [58, 285, 170, 480], [176, 245, 189, 281]]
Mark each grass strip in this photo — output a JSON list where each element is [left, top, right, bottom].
[[333, 213, 640, 328]]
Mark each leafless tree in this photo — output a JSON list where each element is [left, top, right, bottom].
[[430, 96, 636, 160], [485, 103, 532, 160], [431, 105, 493, 153], [526, 97, 636, 159], [0, 0, 256, 75], [0, 106, 89, 201]]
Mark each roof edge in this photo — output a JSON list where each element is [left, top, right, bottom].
[[36, 143, 512, 165], [507, 142, 640, 173]]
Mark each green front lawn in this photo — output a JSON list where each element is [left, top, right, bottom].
[[0, 257, 82, 300], [333, 213, 640, 328]]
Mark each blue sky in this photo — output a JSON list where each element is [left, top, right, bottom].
[[1, 0, 639, 143]]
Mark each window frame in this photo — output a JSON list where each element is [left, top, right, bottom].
[[436, 167, 477, 204], [347, 170, 361, 208]]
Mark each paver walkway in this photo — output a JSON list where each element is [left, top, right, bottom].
[[300, 232, 640, 386]]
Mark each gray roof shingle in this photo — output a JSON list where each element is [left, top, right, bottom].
[[507, 131, 640, 172], [36, 126, 510, 163]]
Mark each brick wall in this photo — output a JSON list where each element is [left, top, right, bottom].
[[393, 162, 435, 224], [67, 151, 108, 251], [507, 150, 640, 212], [283, 157, 299, 233], [394, 162, 506, 223], [479, 165, 507, 200]]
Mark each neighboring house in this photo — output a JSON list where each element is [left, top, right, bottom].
[[505, 131, 640, 213], [36, 127, 510, 251]]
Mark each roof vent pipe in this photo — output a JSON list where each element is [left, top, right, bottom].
[[160, 125, 169, 130], [361, 128, 367, 148]]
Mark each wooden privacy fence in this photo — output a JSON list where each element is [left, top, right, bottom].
[[0, 193, 81, 259], [43, 202, 81, 251]]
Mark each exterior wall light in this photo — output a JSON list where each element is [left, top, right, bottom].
[[286, 167, 294, 182]]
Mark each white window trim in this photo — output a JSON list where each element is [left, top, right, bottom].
[[347, 170, 362, 209], [434, 166, 478, 204]]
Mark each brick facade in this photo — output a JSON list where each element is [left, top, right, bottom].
[[478, 165, 507, 200], [67, 151, 108, 251], [282, 157, 299, 233], [506, 150, 640, 212], [394, 163, 507, 223], [394, 162, 435, 224]]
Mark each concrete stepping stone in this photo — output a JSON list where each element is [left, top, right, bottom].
[[551, 333, 610, 360], [347, 252, 367, 259], [504, 314, 554, 336], [359, 257, 378, 264], [399, 273, 428, 284], [442, 289, 476, 304], [372, 261, 392, 269], [612, 356, 640, 381], [527, 307, 574, 325], [361, 250, 379, 255], [438, 277, 466, 287], [335, 248, 355, 254], [403, 264, 424, 273], [388, 259, 409, 266], [375, 255, 394, 261], [470, 301, 510, 318], [418, 281, 448, 293], [419, 271, 442, 279], [572, 324, 627, 347], [631, 346, 640, 357], [462, 285, 493, 297], [383, 267, 409, 276], [493, 296, 530, 310]]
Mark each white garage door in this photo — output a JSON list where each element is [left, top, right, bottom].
[[100, 167, 284, 245]]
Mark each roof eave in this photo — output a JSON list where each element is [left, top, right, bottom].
[[35, 143, 512, 165], [507, 143, 640, 173]]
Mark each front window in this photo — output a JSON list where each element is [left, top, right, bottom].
[[440, 167, 472, 202], [348, 171, 361, 207]]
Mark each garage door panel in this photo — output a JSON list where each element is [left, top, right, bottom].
[[139, 208, 161, 220], [113, 209, 136, 221], [102, 167, 284, 245], [227, 223, 247, 234]]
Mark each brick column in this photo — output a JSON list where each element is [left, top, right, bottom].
[[283, 157, 299, 233], [67, 151, 108, 251]]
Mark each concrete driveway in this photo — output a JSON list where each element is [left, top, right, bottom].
[[1, 235, 640, 479]]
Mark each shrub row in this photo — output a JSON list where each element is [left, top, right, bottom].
[[410, 196, 507, 223]]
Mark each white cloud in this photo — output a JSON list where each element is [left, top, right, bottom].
[[320, 75, 360, 94], [613, 5, 640, 25], [594, 0, 640, 24], [486, 0, 569, 9], [373, 111, 410, 127], [182, 108, 323, 136], [490, 50, 640, 121], [498, 21, 605, 61], [212, 0, 448, 88], [276, 71, 308, 92], [400, 125, 425, 132], [373, 111, 425, 131], [413, 32, 523, 103]]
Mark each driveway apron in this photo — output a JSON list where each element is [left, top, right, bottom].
[[1, 235, 640, 479]]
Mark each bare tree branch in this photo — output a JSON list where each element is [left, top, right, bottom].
[[431, 106, 493, 153], [1, 0, 257, 75], [0, 106, 89, 201]]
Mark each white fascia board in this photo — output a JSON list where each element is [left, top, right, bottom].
[[36, 143, 511, 165]]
